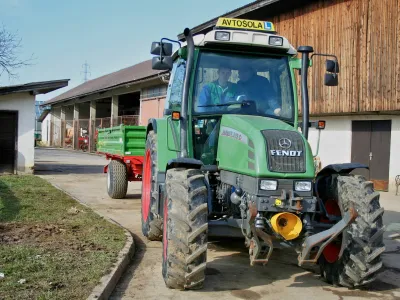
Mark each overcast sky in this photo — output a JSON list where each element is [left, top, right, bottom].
[[0, 0, 250, 102]]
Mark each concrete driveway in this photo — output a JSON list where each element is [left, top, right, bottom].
[[35, 148, 400, 300]]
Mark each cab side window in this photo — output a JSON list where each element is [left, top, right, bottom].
[[165, 59, 186, 111]]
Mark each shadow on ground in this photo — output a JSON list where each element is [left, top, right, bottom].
[[0, 180, 21, 222], [34, 163, 104, 175], [124, 193, 142, 200]]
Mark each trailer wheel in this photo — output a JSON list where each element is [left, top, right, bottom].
[[318, 175, 385, 287], [107, 160, 128, 199], [141, 131, 163, 241], [162, 168, 208, 290]]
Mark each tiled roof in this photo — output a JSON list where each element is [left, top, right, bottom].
[[46, 60, 166, 105]]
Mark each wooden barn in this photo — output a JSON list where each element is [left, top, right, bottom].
[[185, 0, 400, 191]]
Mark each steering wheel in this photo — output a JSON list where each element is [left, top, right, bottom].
[[227, 101, 258, 114], [254, 96, 282, 117]]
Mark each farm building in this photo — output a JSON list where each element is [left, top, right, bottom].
[[43, 0, 400, 192], [0, 80, 68, 174], [41, 60, 169, 152]]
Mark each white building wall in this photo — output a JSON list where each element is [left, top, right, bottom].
[[308, 115, 400, 192], [50, 107, 62, 147], [0, 92, 35, 173], [41, 114, 51, 145]]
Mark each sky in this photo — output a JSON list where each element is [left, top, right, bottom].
[[0, 0, 251, 102]]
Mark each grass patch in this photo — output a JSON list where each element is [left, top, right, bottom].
[[0, 175, 126, 300]]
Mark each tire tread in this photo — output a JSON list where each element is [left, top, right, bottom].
[[319, 175, 385, 288], [163, 168, 208, 290]]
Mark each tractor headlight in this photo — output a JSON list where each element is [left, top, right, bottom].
[[295, 181, 312, 192], [215, 31, 230, 41], [260, 180, 278, 191], [269, 36, 283, 46]]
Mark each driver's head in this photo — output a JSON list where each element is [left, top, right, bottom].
[[217, 63, 232, 86], [238, 66, 254, 82]]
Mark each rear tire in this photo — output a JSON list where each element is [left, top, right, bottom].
[[318, 175, 385, 287], [141, 131, 163, 241], [162, 168, 208, 290], [107, 160, 128, 199]]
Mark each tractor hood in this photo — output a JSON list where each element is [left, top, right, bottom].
[[216, 115, 315, 178]]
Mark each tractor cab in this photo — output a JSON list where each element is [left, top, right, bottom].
[[152, 18, 305, 165]]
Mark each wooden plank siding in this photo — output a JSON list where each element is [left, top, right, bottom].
[[265, 0, 400, 115]]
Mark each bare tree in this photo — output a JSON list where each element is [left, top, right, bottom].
[[0, 25, 33, 80]]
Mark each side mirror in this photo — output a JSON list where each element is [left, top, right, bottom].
[[152, 56, 173, 70], [150, 42, 173, 56], [325, 59, 340, 73], [324, 73, 338, 86]]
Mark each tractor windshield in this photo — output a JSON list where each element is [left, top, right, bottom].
[[193, 51, 294, 122]]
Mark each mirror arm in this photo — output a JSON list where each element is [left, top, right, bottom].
[[313, 129, 321, 158], [161, 38, 181, 48], [310, 53, 338, 60], [159, 38, 181, 60]]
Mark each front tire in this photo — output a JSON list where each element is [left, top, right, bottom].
[[107, 160, 128, 199], [318, 175, 385, 287], [141, 131, 163, 241], [163, 168, 208, 290]]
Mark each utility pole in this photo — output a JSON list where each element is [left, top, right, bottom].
[[81, 61, 91, 82]]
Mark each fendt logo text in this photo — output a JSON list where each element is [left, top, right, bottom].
[[270, 150, 302, 157]]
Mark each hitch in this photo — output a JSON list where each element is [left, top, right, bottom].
[[248, 201, 274, 266], [297, 206, 358, 265]]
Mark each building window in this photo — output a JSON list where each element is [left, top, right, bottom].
[[141, 85, 167, 99]]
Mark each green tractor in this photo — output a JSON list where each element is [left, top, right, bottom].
[[141, 17, 385, 290]]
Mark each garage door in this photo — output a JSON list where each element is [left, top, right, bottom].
[[351, 120, 391, 191], [0, 111, 17, 174]]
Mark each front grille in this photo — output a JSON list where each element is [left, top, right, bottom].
[[262, 130, 306, 173]]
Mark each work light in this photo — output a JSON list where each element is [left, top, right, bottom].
[[215, 31, 231, 41], [260, 180, 278, 191], [269, 36, 283, 46], [294, 181, 312, 192]]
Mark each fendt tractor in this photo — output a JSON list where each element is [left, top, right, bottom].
[[141, 18, 385, 290]]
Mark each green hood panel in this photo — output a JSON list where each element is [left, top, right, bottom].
[[216, 115, 315, 178]]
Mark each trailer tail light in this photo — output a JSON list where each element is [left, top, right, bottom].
[[172, 111, 180, 120]]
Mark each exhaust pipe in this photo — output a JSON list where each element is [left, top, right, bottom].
[[180, 28, 195, 158], [297, 46, 314, 140]]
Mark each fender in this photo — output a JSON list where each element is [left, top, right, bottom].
[[166, 158, 203, 170], [316, 163, 368, 178], [146, 118, 158, 137]]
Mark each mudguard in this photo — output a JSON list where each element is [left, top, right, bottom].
[[316, 163, 368, 177], [146, 118, 158, 136], [167, 158, 203, 170]]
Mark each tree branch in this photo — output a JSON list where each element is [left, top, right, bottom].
[[0, 24, 34, 80]]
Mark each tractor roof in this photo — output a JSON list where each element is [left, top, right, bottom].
[[174, 18, 296, 57]]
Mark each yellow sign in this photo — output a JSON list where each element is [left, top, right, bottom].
[[216, 18, 275, 32], [275, 199, 282, 206]]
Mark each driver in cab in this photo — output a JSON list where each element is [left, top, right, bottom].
[[197, 63, 239, 113], [237, 66, 281, 116]]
